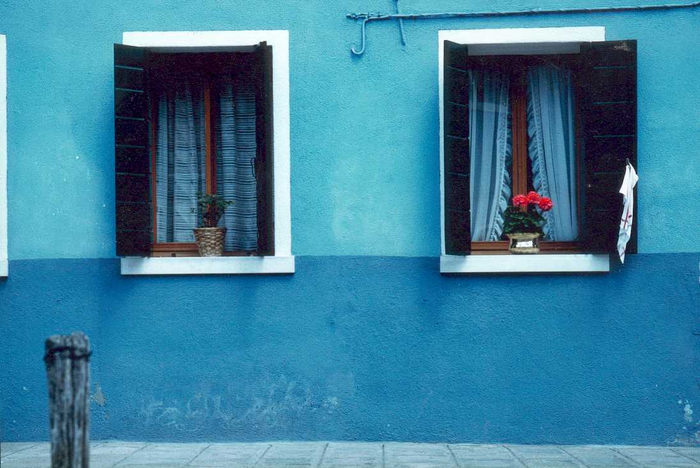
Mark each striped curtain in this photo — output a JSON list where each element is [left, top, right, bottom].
[[216, 75, 258, 251], [155, 76, 207, 243], [155, 71, 259, 251]]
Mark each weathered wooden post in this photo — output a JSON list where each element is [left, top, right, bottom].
[[44, 332, 91, 468]]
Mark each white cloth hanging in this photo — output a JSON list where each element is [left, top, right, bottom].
[[617, 162, 638, 263]]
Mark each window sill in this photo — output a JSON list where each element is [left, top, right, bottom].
[[120, 255, 295, 276], [440, 253, 609, 274]]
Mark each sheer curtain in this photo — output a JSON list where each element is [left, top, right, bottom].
[[526, 64, 578, 241], [156, 76, 207, 243], [155, 70, 259, 251], [469, 70, 512, 241]]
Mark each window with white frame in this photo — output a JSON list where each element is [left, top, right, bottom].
[[0, 34, 7, 278], [439, 28, 637, 273], [115, 31, 292, 275]]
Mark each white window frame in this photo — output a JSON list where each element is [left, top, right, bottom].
[[0, 35, 7, 277], [120, 31, 293, 275], [438, 27, 610, 274]]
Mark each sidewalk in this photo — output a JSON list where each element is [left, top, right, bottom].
[[2, 441, 700, 467]]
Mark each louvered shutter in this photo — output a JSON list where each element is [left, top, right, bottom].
[[254, 42, 275, 255], [114, 44, 151, 256], [578, 40, 637, 253], [443, 41, 472, 254]]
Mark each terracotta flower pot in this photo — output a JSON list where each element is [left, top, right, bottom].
[[193, 227, 227, 257], [506, 232, 541, 254]]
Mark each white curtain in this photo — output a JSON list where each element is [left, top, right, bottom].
[[156, 77, 207, 243], [216, 76, 259, 251], [526, 65, 578, 241], [156, 72, 259, 251], [469, 70, 512, 241]]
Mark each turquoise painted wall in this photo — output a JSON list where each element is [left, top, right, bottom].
[[0, 0, 699, 259]]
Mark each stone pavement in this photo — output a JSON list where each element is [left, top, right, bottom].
[[2, 441, 700, 468]]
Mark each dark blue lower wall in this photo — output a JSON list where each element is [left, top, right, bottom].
[[1, 255, 699, 445]]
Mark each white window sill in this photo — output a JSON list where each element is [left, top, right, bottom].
[[0, 259, 7, 277], [121, 256, 295, 276], [440, 254, 609, 274]]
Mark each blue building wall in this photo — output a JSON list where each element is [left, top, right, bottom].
[[1, 0, 700, 444]]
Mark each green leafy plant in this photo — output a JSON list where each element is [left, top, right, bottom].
[[195, 193, 234, 228], [503, 191, 552, 235]]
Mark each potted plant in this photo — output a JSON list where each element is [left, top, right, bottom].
[[503, 191, 553, 254], [193, 193, 234, 257]]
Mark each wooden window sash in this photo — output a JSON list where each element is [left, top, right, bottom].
[[151, 243, 262, 257]]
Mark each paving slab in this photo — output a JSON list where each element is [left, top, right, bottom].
[[0, 443, 43, 459], [321, 442, 383, 467], [0, 443, 51, 468], [449, 444, 526, 467], [256, 442, 327, 467], [115, 443, 206, 467], [673, 448, 700, 465], [384, 442, 458, 467], [614, 446, 700, 467], [187, 442, 271, 467], [560, 446, 641, 467]]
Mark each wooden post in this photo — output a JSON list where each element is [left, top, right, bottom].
[[44, 332, 91, 468]]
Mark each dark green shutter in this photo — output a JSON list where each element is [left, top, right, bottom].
[[114, 44, 151, 256], [578, 40, 637, 253], [254, 42, 275, 255], [443, 41, 471, 254]]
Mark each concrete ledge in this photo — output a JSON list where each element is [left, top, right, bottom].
[[440, 254, 610, 274], [121, 256, 295, 275]]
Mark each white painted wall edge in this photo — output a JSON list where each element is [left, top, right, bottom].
[[0, 260, 7, 278], [0, 35, 7, 277], [121, 256, 295, 275], [438, 27, 606, 45], [440, 254, 610, 274], [122, 31, 292, 258]]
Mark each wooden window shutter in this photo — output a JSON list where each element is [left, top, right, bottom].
[[443, 41, 472, 255], [578, 40, 637, 253], [254, 42, 275, 255], [114, 44, 151, 256]]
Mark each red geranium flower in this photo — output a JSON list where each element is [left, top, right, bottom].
[[538, 197, 554, 212], [512, 194, 528, 207], [527, 191, 541, 204]]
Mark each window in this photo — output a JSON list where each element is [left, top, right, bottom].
[[440, 28, 637, 273], [0, 34, 7, 277], [115, 31, 292, 275]]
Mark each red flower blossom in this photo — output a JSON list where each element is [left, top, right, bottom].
[[527, 191, 541, 204], [512, 194, 528, 207], [538, 197, 554, 212]]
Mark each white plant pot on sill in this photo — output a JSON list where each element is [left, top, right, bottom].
[[506, 232, 541, 254]]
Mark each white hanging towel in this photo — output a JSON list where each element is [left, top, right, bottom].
[[617, 162, 638, 263]]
